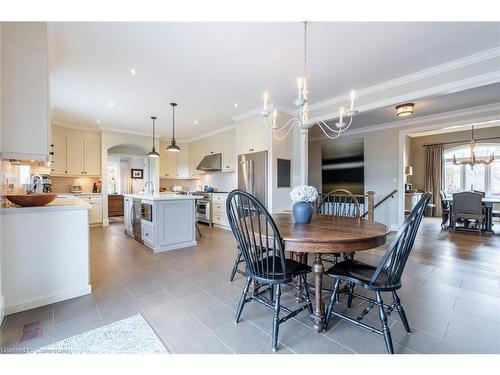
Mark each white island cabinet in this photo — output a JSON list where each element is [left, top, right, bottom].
[[0, 197, 92, 315], [123, 194, 197, 253]]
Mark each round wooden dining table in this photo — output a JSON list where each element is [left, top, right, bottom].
[[271, 213, 390, 333]]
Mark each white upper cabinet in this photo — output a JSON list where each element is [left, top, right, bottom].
[[84, 140, 101, 176], [221, 130, 235, 172], [176, 143, 190, 178], [159, 141, 190, 179], [1, 22, 49, 160], [237, 126, 269, 155], [51, 135, 67, 175], [50, 125, 101, 177], [66, 138, 84, 175]]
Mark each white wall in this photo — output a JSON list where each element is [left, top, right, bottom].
[[101, 130, 158, 225], [309, 130, 400, 229]]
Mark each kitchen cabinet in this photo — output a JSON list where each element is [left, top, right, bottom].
[[189, 140, 206, 177], [0, 22, 49, 161], [51, 136, 101, 177], [238, 126, 269, 155], [176, 143, 190, 178], [51, 135, 67, 175], [77, 194, 103, 224], [212, 193, 230, 229], [66, 138, 85, 175], [221, 130, 235, 172], [160, 142, 191, 179], [84, 140, 101, 176]]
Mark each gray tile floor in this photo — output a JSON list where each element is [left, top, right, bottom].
[[1, 218, 500, 354]]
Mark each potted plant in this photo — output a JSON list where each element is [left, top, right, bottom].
[[290, 185, 318, 224]]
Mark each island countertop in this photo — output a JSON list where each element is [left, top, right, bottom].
[[0, 196, 91, 214], [123, 193, 198, 201]]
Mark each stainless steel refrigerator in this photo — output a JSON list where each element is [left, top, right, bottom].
[[238, 151, 268, 206]]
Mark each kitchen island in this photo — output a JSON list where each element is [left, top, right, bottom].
[[0, 196, 92, 315], [123, 193, 198, 253]]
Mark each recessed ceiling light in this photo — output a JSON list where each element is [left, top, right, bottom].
[[234, 103, 238, 108], [109, 101, 115, 108], [130, 68, 136, 75], [194, 120, 198, 125]]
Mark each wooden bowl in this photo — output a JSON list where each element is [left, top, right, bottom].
[[5, 193, 57, 207]]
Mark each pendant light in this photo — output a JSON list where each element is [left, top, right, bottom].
[[167, 102, 181, 152], [147, 116, 160, 158]]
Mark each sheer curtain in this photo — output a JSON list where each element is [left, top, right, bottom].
[[424, 144, 443, 217], [120, 158, 132, 195]]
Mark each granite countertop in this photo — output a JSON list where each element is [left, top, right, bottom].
[[0, 197, 91, 214]]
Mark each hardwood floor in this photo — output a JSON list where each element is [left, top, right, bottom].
[[1, 217, 499, 354]]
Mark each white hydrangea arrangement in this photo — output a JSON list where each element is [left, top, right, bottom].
[[290, 185, 318, 203]]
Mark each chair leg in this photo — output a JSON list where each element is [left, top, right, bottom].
[[347, 282, 355, 308], [376, 291, 394, 354], [235, 277, 251, 324], [269, 284, 274, 302], [301, 274, 313, 315], [272, 284, 282, 352], [392, 291, 410, 333], [325, 278, 341, 324], [229, 250, 242, 281]]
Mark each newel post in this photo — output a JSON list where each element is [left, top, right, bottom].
[[367, 191, 375, 222]]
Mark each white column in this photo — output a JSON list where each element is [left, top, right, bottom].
[[299, 128, 309, 185]]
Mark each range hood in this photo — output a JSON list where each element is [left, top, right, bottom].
[[196, 153, 222, 171]]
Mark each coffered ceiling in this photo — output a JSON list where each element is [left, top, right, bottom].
[[48, 22, 500, 140]]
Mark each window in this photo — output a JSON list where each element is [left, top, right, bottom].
[[443, 143, 500, 197], [107, 160, 121, 194]]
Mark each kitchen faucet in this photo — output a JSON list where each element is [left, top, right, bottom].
[[144, 180, 154, 195], [30, 174, 44, 194]]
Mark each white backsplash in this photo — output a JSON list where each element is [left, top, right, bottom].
[[159, 171, 237, 193], [200, 171, 237, 192]]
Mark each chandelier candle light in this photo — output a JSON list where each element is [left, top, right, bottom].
[[453, 125, 494, 169], [260, 21, 358, 141]]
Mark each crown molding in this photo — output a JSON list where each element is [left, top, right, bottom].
[[99, 126, 156, 138], [312, 71, 500, 124], [232, 102, 297, 122], [308, 46, 500, 112], [308, 102, 500, 142], [52, 121, 100, 132], [185, 123, 237, 143]]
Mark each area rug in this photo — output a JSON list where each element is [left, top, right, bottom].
[[35, 314, 168, 354]]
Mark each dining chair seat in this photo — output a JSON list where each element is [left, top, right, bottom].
[[249, 256, 312, 283], [326, 260, 401, 292]]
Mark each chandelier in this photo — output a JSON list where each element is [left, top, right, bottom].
[[453, 125, 494, 169], [260, 21, 358, 140]]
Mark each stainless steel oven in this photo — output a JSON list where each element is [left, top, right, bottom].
[[193, 193, 211, 224]]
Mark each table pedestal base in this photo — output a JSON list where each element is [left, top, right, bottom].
[[311, 253, 326, 332]]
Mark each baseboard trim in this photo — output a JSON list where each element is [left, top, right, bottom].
[[4, 284, 92, 316], [0, 294, 5, 328], [150, 240, 198, 253]]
